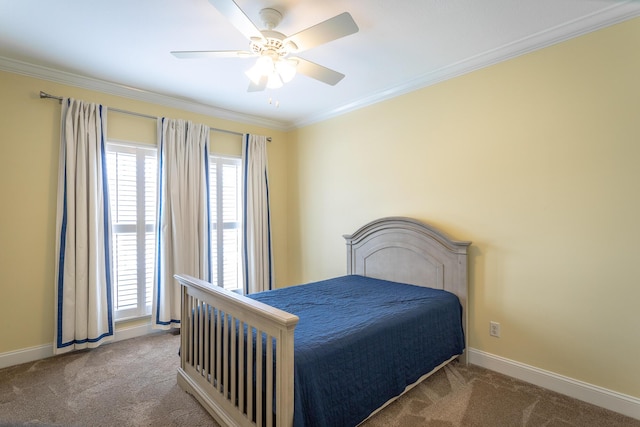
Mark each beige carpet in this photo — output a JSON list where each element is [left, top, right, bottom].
[[362, 362, 639, 427], [1, 331, 638, 426]]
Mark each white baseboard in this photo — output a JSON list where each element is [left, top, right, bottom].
[[113, 321, 164, 342], [468, 348, 640, 421], [0, 322, 162, 370], [0, 344, 53, 370]]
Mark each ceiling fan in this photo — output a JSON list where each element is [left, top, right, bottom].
[[171, 0, 359, 92]]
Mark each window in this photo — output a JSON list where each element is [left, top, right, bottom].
[[209, 155, 243, 291], [106, 142, 157, 320], [106, 145, 240, 317]]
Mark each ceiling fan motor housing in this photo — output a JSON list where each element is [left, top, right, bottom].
[[250, 9, 299, 58], [250, 30, 297, 59]]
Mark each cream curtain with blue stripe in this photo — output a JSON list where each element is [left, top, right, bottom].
[[153, 118, 211, 329], [242, 134, 273, 294], [54, 99, 114, 355]]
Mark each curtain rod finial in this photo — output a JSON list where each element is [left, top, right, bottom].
[[40, 91, 63, 103]]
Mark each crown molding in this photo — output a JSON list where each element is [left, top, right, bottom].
[[0, 56, 290, 131], [3, 1, 639, 132], [290, 1, 640, 129]]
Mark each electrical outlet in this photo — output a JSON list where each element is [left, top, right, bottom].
[[490, 321, 501, 338]]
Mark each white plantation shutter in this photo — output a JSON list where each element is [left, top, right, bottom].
[[209, 156, 242, 291], [144, 154, 156, 307], [106, 143, 157, 319], [210, 160, 218, 286]]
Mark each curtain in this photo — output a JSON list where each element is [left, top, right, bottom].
[[153, 118, 211, 329], [54, 99, 113, 355], [242, 134, 274, 294]]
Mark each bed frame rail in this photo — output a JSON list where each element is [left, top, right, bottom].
[[175, 274, 299, 427]]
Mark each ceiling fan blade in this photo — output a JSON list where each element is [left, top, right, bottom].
[[171, 50, 253, 59], [208, 0, 265, 42], [247, 75, 268, 92], [293, 58, 345, 86], [285, 12, 358, 53]]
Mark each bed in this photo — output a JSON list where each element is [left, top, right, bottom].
[[175, 216, 471, 427]]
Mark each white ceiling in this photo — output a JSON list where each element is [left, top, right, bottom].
[[1, 0, 639, 130]]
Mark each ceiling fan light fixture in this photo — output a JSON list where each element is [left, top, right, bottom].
[[266, 72, 283, 89], [246, 55, 297, 88], [245, 65, 263, 85], [275, 58, 298, 83], [245, 56, 274, 84], [256, 55, 275, 74]]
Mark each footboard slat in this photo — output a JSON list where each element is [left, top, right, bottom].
[[223, 313, 230, 397], [198, 300, 204, 375], [230, 314, 237, 403], [215, 308, 222, 391], [238, 319, 246, 415], [247, 326, 254, 423], [204, 301, 210, 379], [176, 275, 298, 427], [187, 296, 194, 370], [266, 334, 274, 427], [256, 329, 263, 427]]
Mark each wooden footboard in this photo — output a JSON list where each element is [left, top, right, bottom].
[[175, 274, 299, 427]]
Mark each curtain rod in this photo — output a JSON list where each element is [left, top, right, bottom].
[[39, 91, 271, 141]]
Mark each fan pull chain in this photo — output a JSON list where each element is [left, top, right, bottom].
[[268, 98, 280, 108]]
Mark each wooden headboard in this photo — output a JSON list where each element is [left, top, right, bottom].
[[343, 217, 471, 360]]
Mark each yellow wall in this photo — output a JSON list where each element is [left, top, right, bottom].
[[0, 71, 290, 353], [288, 17, 640, 398]]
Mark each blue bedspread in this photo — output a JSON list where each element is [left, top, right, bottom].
[[248, 275, 465, 427]]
